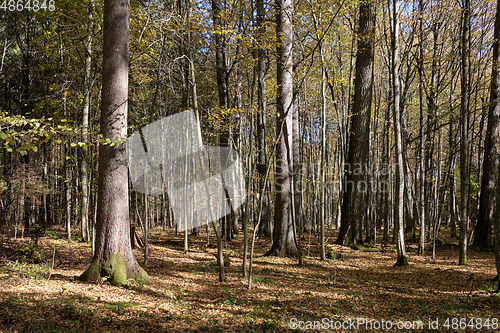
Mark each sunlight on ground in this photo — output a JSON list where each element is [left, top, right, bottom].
[[0, 229, 499, 332]]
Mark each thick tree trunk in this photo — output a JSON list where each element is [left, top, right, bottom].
[[266, 0, 298, 257], [79, 0, 148, 286], [495, 157, 500, 291], [337, 0, 375, 246], [489, 0, 500, 291], [475, 0, 500, 250]]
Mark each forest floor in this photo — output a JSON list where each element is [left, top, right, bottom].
[[0, 227, 499, 332]]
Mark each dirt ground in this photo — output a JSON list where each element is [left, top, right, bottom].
[[0, 228, 499, 332]]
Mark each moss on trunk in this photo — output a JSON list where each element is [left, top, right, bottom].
[[79, 253, 149, 286]]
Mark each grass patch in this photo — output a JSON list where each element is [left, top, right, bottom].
[[106, 302, 139, 313], [252, 276, 274, 284], [5, 260, 50, 280]]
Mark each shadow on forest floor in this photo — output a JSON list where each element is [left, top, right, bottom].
[[0, 228, 499, 332]]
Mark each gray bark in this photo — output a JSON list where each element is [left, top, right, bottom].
[[81, 0, 94, 243], [79, 0, 148, 286], [266, 0, 298, 257], [391, 0, 407, 266]]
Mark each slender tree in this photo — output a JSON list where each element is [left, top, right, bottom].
[[417, 0, 426, 254], [255, 0, 271, 238], [459, 0, 470, 266], [79, 0, 148, 285], [80, 0, 94, 243], [391, 0, 407, 266]]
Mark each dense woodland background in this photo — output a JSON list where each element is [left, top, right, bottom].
[[0, 0, 500, 330]]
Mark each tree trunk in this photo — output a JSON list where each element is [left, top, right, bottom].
[[475, 0, 500, 250], [66, 162, 72, 240], [490, 0, 500, 292], [495, 154, 500, 291], [459, 0, 470, 266], [337, 0, 375, 246], [79, 0, 148, 286], [319, 44, 327, 260], [417, 0, 425, 254], [255, 0, 270, 238], [265, 0, 298, 257], [211, 0, 234, 242], [391, 0, 407, 267], [80, 0, 94, 243]]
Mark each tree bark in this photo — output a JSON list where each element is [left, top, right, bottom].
[[391, 0, 407, 266], [320, 44, 327, 260], [474, 0, 500, 250], [459, 0, 470, 266], [255, 0, 270, 238], [417, 0, 425, 254], [495, 152, 500, 291], [211, 0, 234, 242], [489, 0, 500, 292], [79, 0, 148, 286], [336, 0, 375, 246], [80, 0, 94, 243], [265, 0, 298, 257]]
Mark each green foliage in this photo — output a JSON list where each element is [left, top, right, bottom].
[[70, 235, 83, 242], [6, 260, 50, 280], [469, 173, 480, 200], [252, 276, 274, 284], [20, 241, 45, 263], [0, 112, 74, 155], [480, 284, 496, 293], [106, 302, 138, 314], [44, 230, 58, 239]]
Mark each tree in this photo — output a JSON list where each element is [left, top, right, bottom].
[[255, 0, 271, 238], [496, 153, 500, 291], [336, 0, 376, 246], [417, 0, 426, 255], [391, 0, 407, 266], [265, 0, 298, 257], [211, 0, 235, 242], [475, 0, 500, 250], [489, 0, 500, 291], [459, 0, 470, 266], [79, 0, 148, 286], [80, 0, 94, 243]]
